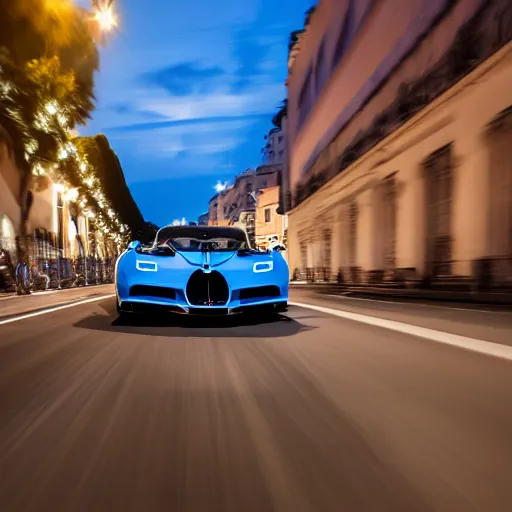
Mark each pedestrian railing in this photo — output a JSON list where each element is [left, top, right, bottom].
[[0, 233, 118, 293]]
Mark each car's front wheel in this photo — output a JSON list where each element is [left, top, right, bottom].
[[116, 297, 129, 318], [275, 302, 288, 313]]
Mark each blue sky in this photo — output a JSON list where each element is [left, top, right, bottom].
[[77, 0, 313, 227]]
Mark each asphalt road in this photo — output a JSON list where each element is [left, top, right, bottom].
[[1, 289, 511, 511]]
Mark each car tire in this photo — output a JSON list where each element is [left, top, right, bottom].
[[275, 302, 288, 313], [116, 297, 129, 318]]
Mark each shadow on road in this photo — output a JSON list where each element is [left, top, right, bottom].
[[73, 299, 315, 338]]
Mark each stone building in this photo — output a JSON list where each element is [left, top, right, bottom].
[[208, 166, 280, 246], [0, 128, 120, 266], [255, 186, 287, 250], [282, 0, 512, 289]]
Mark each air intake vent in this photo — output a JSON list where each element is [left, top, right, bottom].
[[186, 270, 229, 306], [239, 285, 280, 300], [129, 285, 176, 300]]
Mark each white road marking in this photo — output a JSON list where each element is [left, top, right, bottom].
[[0, 294, 115, 326], [290, 301, 512, 362], [325, 294, 512, 314]]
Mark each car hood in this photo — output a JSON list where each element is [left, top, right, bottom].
[[176, 251, 238, 268]]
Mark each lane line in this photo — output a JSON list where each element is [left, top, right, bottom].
[[290, 301, 512, 362], [0, 294, 116, 326], [325, 294, 512, 314]]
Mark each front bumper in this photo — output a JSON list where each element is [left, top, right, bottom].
[[118, 298, 288, 316]]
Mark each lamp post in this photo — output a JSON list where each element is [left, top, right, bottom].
[[90, 0, 118, 36]]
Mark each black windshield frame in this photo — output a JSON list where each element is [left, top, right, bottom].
[[165, 237, 247, 253], [155, 226, 250, 249]]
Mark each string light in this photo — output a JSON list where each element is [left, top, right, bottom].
[[63, 188, 79, 202], [58, 146, 69, 160], [45, 101, 58, 115]]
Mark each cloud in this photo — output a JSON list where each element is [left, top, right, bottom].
[[108, 117, 254, 163], [139, 83, 283, 121], [141, 62, 226, 96], [106, 113, 270, 135]]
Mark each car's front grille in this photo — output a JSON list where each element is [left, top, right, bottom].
[[239, 285, 280, 300], [129, 285, 176, 300], [186, 270, 229, 306]]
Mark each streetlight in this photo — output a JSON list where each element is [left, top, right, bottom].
[[91, 0, 117, 33], [95, 6, 117, 32]]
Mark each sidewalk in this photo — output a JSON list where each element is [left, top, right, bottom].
[[0, 285, 115, 320], [289, 288, 512, 348], [290, 282, 512, 305]]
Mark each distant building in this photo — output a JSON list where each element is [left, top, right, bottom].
[[255, 186, 287, 251], [207, 166, 281, 246], [197, 212, 208, 226], [283, 0, 512, 288], [263, 120, 287, 167]]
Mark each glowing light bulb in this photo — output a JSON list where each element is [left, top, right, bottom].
[[95, 6, 117, 32]]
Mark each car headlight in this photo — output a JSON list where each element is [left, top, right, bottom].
[[136, 260, 158, 272], [253, 261, 273, 273]]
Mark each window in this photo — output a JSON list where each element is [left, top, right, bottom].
[[487, 108, 512, 270], [298, 68, 313, 126], [424, 145, 453, 277], [315, 40, 327, 93], [333, 0, 355, 69], [278, 135, 283, 144], [264, 208, 271, 223]]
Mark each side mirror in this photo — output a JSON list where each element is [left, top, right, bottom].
[[127, 240, 141, 251], [272, 245, 286, 253]]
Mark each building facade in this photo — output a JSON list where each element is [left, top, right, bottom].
[[263, 115, 288, 167], [0, 136, 21, 256], [208, 166, 281, 246], [0, 130, 118, 273], [197, 212, 209, 226], [283, 0, 512, 289], [255, 186, 287, 250]]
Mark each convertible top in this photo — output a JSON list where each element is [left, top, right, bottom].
[[155, 225, 248, 245]]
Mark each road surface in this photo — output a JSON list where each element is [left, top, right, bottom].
[[0, 287, 511, 511]]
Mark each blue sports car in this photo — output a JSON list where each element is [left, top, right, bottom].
[[115, 225, 289, 317]]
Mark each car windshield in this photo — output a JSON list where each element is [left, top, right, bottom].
[[166, 237, 247, 252], [155, 226, 250, 251]]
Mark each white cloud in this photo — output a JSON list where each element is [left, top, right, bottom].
[[195, 139, 242, 155], [136, 83, 283, 122], [109, 118, 250, 159], [124, 152, 229, 183]]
